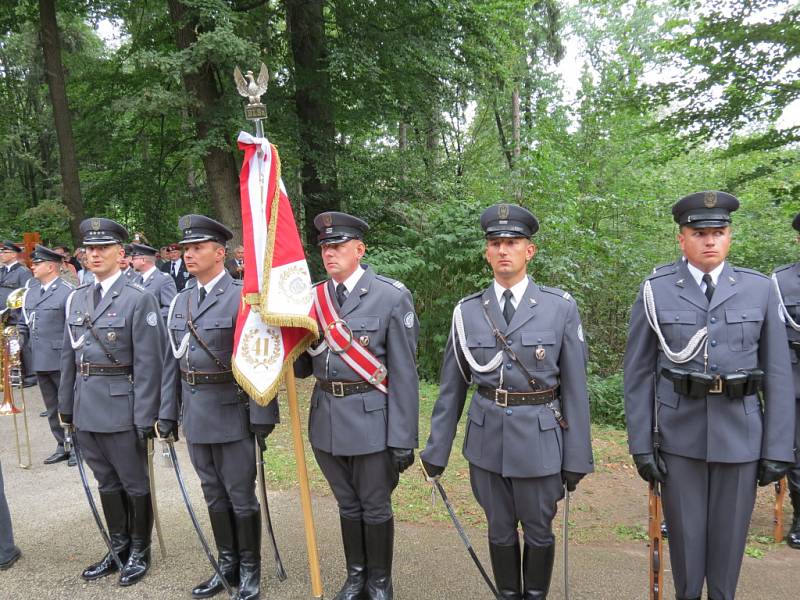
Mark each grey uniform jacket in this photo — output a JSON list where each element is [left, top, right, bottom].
[[294, 266, 420, 456], [771, 262, 800, 453], [0, 263, 32, 306], [624, 260, 795, 463], [18, 278, 73, 372], [58, 276, 166, 433], [160, 272, 278, 445], [421, 277, 594, 479], [137, 269, 177, 319]]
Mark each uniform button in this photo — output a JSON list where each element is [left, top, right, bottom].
[[710, 340, 717, 347], [332, 370, 338, 376], [506, 364, 512, 369], [191, 388, 196, 394], [214, 321, 219, 326], [360, 323, 365, 328], [508, 386, 514, 391], [710, 316, 717, 324], [674, 315, 680, 321], [505, 409, 513, 416], [507, 339, 513, 345], [741, 314, 747, 319], [537, 338, 543, 343], [86, 341, 92, 346], [710, 364, 718, 371]]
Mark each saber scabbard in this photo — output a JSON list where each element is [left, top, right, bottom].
[[147, 437, 167, 559], [70, 427, 125, 572], [255, 436, 287, 580], [563, 486, 570, 600]]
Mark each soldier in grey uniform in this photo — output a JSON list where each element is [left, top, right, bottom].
[[159, 214, 278, 600], [624, 192, 796, 600], [120, 244, 137, 280], [770, 211, 800, 549], [130, 243, 177, 320], [421, 204, 593, 600], [17, 245, 75, 465], [58, 218, 166, 587], [0, 241, 32, 306], [294, 212, 419, 600]]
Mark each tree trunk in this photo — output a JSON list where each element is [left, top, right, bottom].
[[398, 121, 407, 150], [512, 86, 520, 159], [167, 0, 242, 245], [284, 0, 338, 278], [38, 0, 84, 245]]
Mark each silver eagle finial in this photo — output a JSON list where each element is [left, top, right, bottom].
[[234, 63, 269, 105]]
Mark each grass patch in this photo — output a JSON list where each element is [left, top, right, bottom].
[[613, 524, 648, 542]]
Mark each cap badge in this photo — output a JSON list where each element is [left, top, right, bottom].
[[498, 204, 510, 219], [322, 214, 333, 227], [91, 218, 101, 231], [703, 191, 717, 208]]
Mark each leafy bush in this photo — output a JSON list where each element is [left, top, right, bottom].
[[588, 369, 625, 428]]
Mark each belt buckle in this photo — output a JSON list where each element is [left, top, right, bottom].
[[495, 388, 508, 407], [186, 370, 196, 386], [331, 381, 345, 397], [80, 362, 90, 376], [709, 375, 723, 394]]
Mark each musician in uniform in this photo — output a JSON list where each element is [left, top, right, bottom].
[[420, 203, 593, 599], [770, 212, 800, 550], [0, 241, 32, 307], [130, 243, 177, 320], [624, 192, 795, 600], [294, 211, 419, 600], [58, 218, 166, 587], [159, 214, 278, 600], [18, 245, 75, 466]]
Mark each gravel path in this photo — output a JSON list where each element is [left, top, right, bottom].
[[1, 386, 797, 599]]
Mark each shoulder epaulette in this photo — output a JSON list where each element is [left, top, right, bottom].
[[127, 282, 146, 293], [772, 263, 796, 274], [652, 261, 676, 274], [540, 285, 573, 302], [76, 281, 91, 289], [733, 266, 768, 279], [646, 263, 678, 281], [458, 291, 483, 305], [231, 279, 244, 287], [184, 278, 198, 289], [375, 274, 406, 290]]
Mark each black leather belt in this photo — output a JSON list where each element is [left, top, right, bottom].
[[181, 370, 234, 385], [477, 385, 559, 407], [79, 362, 132, 376], [318, 379, 372, 397], [661, 367, 763, 399]]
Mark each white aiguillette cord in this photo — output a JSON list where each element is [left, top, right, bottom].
[[642, 279, 707, 364]]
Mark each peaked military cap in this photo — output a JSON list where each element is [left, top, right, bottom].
[[178, 214, 233, 245], [80, 218, 129, 246], [480, 203, 539, 238], [792, 213, 800, 232], [314, 211, 369, 245], [30, 244, 63, 263], [129, 243, 157, 257], [672, 191, 739, 228], [123, 244, 134, 256], [1, 240, 22, 253]]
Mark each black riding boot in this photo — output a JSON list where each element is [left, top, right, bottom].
[[236, 511, 262, 600], [334, 516, 367, 600], [364, 518, 394, 600], [82, 491, 130, 581], [118, 493, 153, 586], [489, 541, 522, 600], [788, 487, 800, 549], [192, 509, 240, 598], [522, 543, 554, 599]]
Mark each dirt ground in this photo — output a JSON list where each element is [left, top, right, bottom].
[[0, 385, 797, 599]]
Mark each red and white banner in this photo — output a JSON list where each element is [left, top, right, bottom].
[[233, 131, 318, 404]]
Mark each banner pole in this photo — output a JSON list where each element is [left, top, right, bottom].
[[285, 368, 324, 599]]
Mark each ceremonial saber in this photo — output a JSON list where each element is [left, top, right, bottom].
[[285, 369, 323, 599], [563, 486, 570, 600], [147, 437, 167, 559], [68, 427, 125, 572], [255, 437, 287, 580], [161, 435, 237, 599], [422, 462, 500, 600]]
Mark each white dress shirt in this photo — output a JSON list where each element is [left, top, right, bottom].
[[493, 277, 529, 311]]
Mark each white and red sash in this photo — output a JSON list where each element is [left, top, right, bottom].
[[313, 281, 388, 394]]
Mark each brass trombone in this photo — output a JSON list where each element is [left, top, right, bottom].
[[1, 288, 32, 469]]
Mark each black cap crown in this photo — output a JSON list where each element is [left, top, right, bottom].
[[1, 240, 23, 253], [672, 191, 739, 228], [313, 211, 369, 245], [79, 218, 129, 246], [30, 245, 63, 263], [129, 243, 157, 257], [480, 204, 539, 238], [178, 214, 233, 245]]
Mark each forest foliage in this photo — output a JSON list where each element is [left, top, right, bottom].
[[1, 1, 798, 425]]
